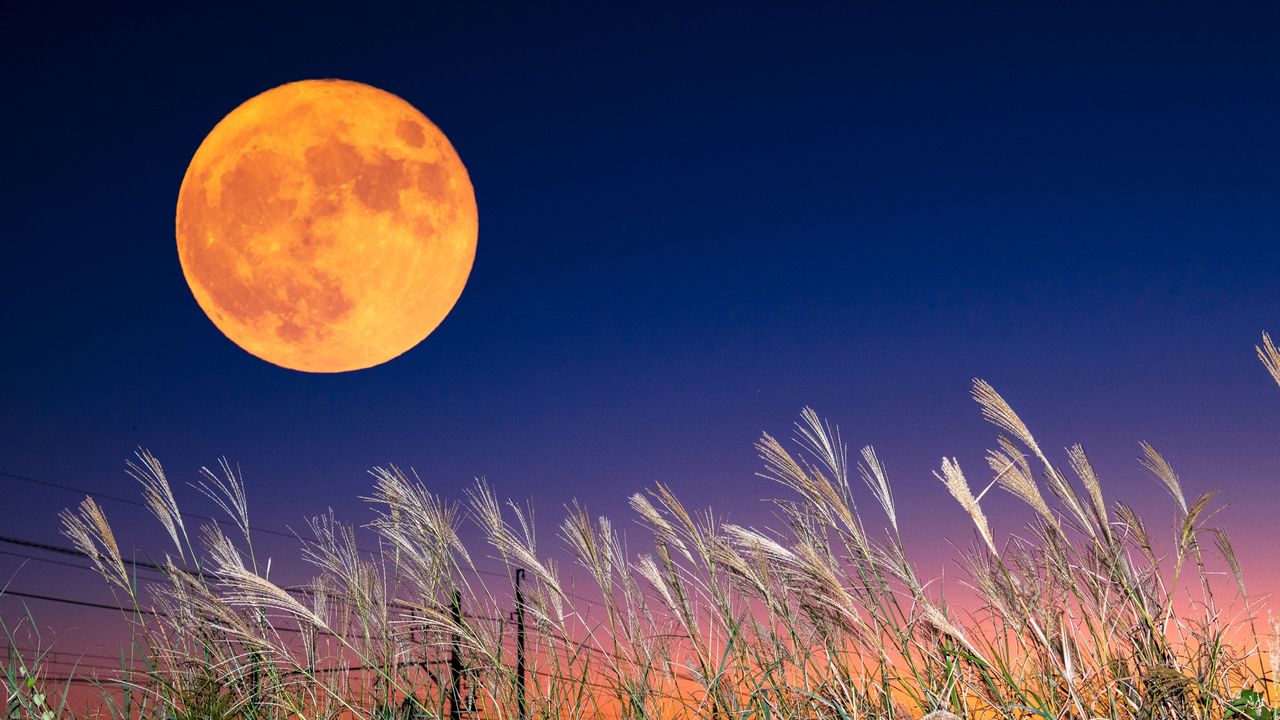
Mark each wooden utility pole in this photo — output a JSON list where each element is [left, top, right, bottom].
[[448, 589, 463, 720], [515, 568, 527, 720]]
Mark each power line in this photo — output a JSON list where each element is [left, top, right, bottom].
[[0, 535, 513, 630], [0, 456, 656, 682], [3, 587, 696, 704], [0, 472, 702, 712], [0, 535, 181, 581], [0, 467, 613, 612], [0, 548, 113, 574], [0, 548, 682, 682], [2, 582, 687, 681], [0, 469, 303, 542], [0, 470, 146, 510], [11, 673, 121, 686], [7, 659, 122, 675], [0, 529, 687, 679], [2, 581, 504, 643], [3, 646, 134, 665], [3, 590, 159, 616], [0, 585, 415, 650]]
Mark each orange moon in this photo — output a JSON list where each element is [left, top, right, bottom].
[[176, 79, 477, 373]]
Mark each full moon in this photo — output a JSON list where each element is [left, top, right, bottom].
[[176, 79, 477, 373]]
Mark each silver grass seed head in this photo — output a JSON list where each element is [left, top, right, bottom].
[[1067, 444, 1110, 537], [1139, 442, 1188, 514], [972, 379, 1043, 460], [935, 457, 997, 557], [127, 448, 187, 562], [193, 457, 252, 543], [1258, 331, 1280, 389], [1210, 527, 1246, 598], [858, 445, 897, 531], [988, 447, 1052, 523], [60, 497, 131, 594]]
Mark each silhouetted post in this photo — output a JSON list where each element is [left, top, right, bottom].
[[449, 589, 463, 720], [515, 568, 527, 720]]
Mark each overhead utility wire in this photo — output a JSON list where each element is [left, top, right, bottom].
[[0, 468, 612, 610], [0, 536, 507, 628], [0, 468, 302, 542], [3, 577, 688, 685], [1, 531, 688, 674]]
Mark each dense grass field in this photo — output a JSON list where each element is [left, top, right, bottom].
[[5, 335, 1279, 720]]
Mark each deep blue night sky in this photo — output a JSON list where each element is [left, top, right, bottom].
[[3, 3, 1279, 632]]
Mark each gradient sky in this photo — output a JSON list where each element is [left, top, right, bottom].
[[2, 3, 1278, 658]]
